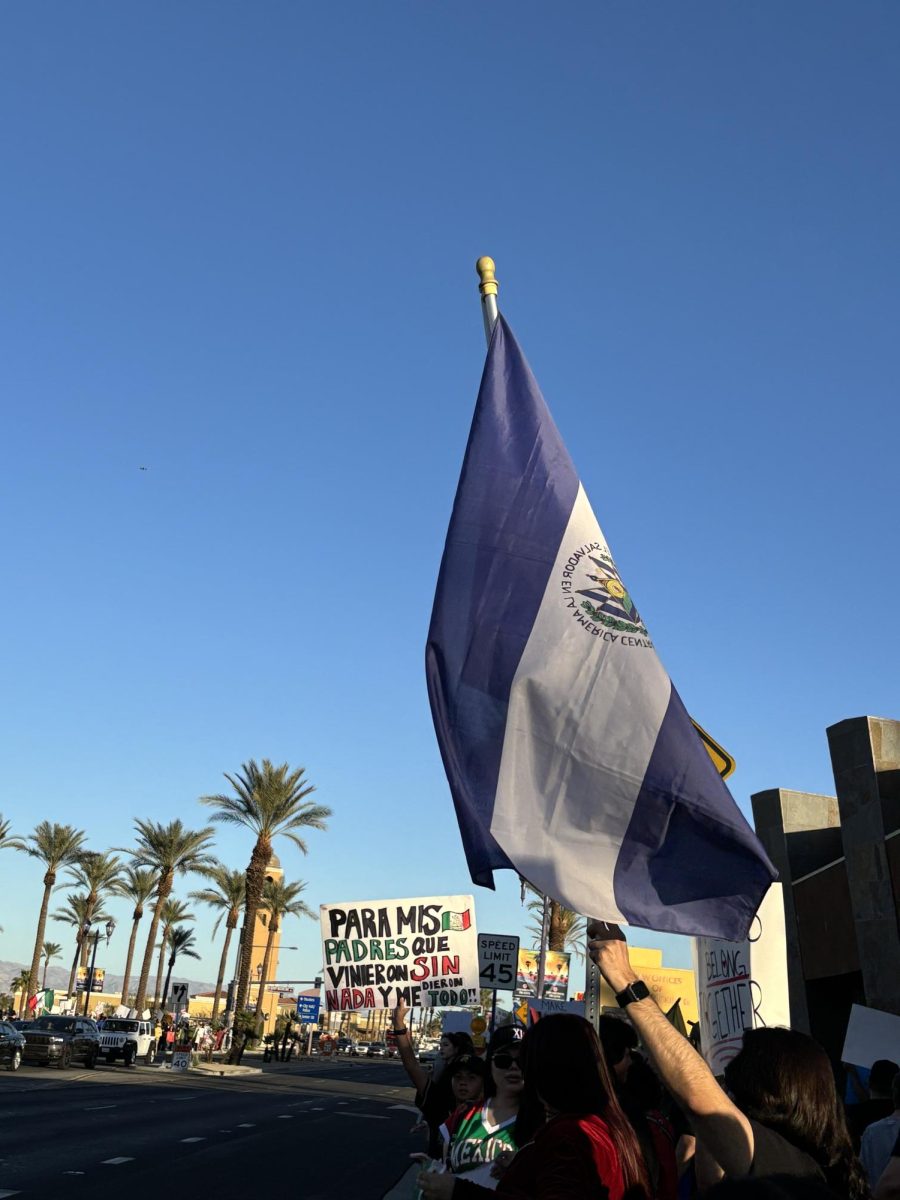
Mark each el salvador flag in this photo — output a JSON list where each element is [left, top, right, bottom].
[[426, 316, 776, 940]]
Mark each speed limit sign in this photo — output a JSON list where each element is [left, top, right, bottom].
[[478, 934, 520, 991]]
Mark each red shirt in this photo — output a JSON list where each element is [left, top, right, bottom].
[[454, 1113, 626, 1200]]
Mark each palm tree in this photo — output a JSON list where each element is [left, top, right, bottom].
[[200, 759, 329, 1023], [125, 820, 216, 1012], [527, 897, 586, 964], [111, 866, 157, 1006], [52, 893, 113, 996], [10, 970, 32, 1017], [254, 877, 315, 1015], [66, 851, 123, 967], [160, 927, 200, 1011], [41, 941, 63, 989], [189, 865, 245, 1021], [17, 822, 86, 1016], [0, 813, 19, 850], [153, 898, 194, 1007]]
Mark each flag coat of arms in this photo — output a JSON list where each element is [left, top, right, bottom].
[[426, 315, 776, 940]]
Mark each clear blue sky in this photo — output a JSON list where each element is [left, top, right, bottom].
[[2, 2, 899, 989]]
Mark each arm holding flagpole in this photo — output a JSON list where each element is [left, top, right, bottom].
[[587, 922, 754, 1180]]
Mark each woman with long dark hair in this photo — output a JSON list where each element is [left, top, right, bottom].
[[722, 1028, 869, 1199], [589, 924, 870, 1200], [418, 1014, 649, 1199]]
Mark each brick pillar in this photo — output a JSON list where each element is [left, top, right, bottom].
[[751, 787, 844, 1033], [827, 716, 900, 1015]]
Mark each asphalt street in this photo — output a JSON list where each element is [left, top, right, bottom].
[[0, 1056, 423, 1200]]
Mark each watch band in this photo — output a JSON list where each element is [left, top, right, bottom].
[[615, 980, 651, 1008]]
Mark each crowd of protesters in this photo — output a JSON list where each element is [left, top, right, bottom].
[[384, 922, 897, 1199]]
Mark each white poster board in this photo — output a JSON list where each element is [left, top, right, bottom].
[[320, 895, 479, 1011], [695, 883, 789, 1074], [842, 1004, 900, 1070]]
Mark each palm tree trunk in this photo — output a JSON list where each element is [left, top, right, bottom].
[[154, 939, 167, 1008], [229, 845, 270, 1065], [254, 924, 277, 1015], [27, 874, 55, 1015], [41, 955, 49, 989], [67, 932, 82, 998], [119, 910, 141, 1007], [211, 923, 234, 1022], [234, 844, 270, 1014], [548, 901, 565, 953], [134, 877, 171, 1012], [161, 954, 176, 1011]]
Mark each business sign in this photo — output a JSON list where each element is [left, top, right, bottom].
[[75, 967, 105, 993], [296, 995, 321, 1023], [514, 949, 571, 1001], [694, 883, 789, 1074], [478, 933, 520, 991], [320, 894, 480, 1011]]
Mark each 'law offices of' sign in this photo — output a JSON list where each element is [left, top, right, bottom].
[[320, 894, 481, 1011]]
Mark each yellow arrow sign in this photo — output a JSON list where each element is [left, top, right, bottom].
[[691, 720, 736, 780]]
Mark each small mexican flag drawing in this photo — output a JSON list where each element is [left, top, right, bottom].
[[441, 909, 472, 932]]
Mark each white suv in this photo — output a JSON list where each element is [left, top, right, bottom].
[[98, 1018, 156, 1066]]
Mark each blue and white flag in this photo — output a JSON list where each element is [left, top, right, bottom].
[[426, 316, 776, 940]]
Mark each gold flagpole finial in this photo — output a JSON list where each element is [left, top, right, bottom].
[[475, 256, 499, 297]]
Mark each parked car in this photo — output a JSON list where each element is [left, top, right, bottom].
[[367, 1041, 387, 1057], [0, 1021, 26, 1071], [21, 1015, 100, 1069], [344, 1042, 363, 1056], [417, 1046, 439, 1063], [98, 1018, 156, 1066]]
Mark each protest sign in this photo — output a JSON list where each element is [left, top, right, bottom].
[[515, 949, 570, 1000], [320, 894, 479, 1011], [526, 997, 585, 1023], [694, 883, 789, 1073], [478, 933, 519, 990], [842, 1004, 900, 1070]]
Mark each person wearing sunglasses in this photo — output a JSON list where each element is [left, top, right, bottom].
[[419, 1015, 649, 1199], [421, 1025, 524, 1189]]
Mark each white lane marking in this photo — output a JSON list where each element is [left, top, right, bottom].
[[219, 1129, 232, 1133], [335, 1112, 388, 1120], [389, 1104, 422, 1115], [169, 1095, 198, 1102], [337, 1101, 348, 1105], [0, 1191, 22, 1197], [236, 1123, 255, 1128], [311, 1107, 324, 1111], [86, 1104, 118, 1110], [102, 1157, 135, 1165], [276, 1115, 293, 1119], [180, 1137, 206, 1143], [63, 1171, 86, 1175]]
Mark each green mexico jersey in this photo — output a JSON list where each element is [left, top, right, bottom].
[[448, 1103, 517, 1175]]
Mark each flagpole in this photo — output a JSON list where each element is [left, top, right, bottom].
[[476, 256, 499, 346], [476, 254, 551, 1012]]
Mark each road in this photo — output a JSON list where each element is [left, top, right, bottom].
[[0, 1056, 423, 1199]]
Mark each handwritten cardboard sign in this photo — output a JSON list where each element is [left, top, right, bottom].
[[694, 883, 789, 1074], [320, 894, 480, 1011]]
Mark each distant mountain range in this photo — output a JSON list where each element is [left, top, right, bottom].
[[1, 958, 216, 996]]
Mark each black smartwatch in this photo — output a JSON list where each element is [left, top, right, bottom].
[[615, 980, 651, 1008]]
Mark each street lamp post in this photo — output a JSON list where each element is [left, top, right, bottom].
[[83, 919, 116, 1016]]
